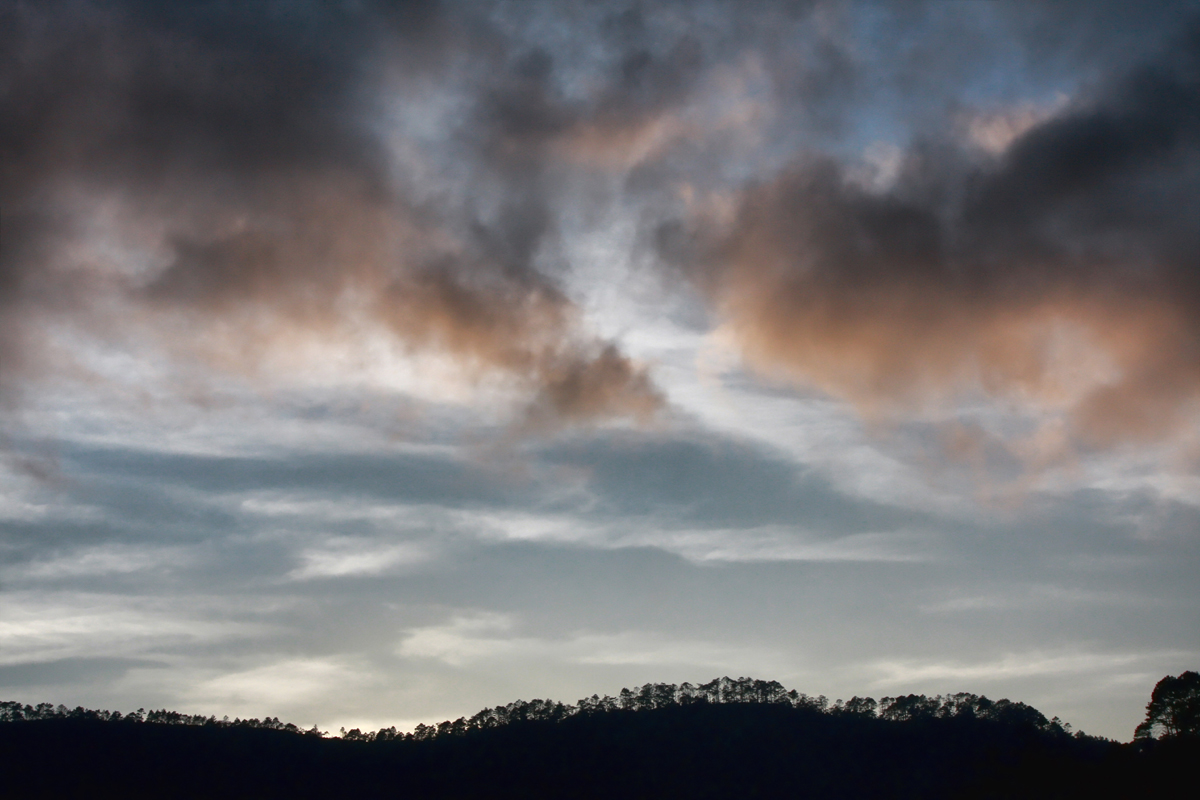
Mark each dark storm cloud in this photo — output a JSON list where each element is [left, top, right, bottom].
[[659, 18, 1200, 447], [0, 0, 661, 428]]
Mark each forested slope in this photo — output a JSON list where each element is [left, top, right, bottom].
[[3, 677, 1195, 799]]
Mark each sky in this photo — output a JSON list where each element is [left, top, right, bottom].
[[2, 0, 1198, 741]]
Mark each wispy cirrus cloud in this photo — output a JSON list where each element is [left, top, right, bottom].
[[396, 612, 792, 676]]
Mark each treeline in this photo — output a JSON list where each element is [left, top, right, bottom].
[[0, 700, 323, 736], [346, 676, 1073, 742], [3, 676, 1071, 745], [2, 676, 1197, 798]]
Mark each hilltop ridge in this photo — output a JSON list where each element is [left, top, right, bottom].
[[3, 675, 1196, 798]]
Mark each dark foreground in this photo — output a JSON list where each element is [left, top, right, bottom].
[[2, 702, 1196, 799]]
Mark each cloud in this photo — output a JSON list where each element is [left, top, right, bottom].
[[866, 649, 1179, 688], [397, 612, 519, 666], [0, 0, 662, 433], [396, 611, 790, 674], [287, 537, 432, 581], [959, 94, 1071, 156], [5, 543, 194, 582], [0, 656, 165, 692], [918, 585, 1160, 615], [5, 1, 1197, 449], [0, 591, 267, 666], [183, 657, 372, 714], [657, 21, 1200, 449]]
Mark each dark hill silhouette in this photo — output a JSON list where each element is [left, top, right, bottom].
[[2, 676, 1196, 799]]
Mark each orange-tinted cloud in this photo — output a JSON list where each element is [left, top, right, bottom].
[[659, 25, 1200, 448], [0, 1, 662, 432]]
